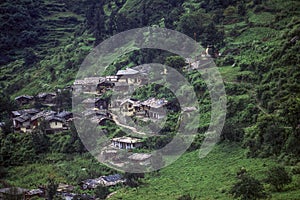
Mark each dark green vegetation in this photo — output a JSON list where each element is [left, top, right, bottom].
[[1, 0, 300, 199]]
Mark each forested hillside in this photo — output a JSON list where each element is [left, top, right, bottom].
[[0, 0, 300, 199]]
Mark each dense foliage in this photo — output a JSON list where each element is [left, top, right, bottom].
[[0, 0, 300, 198]]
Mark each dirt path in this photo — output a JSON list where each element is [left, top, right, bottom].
[[110, 112, 152, 136]]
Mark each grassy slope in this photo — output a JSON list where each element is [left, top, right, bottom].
[[5, 143, 300, 199], [110, 143, 300, 200], [0, 0, 94, 97]]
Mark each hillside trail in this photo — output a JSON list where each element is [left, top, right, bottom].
[[110, 112, 152, 137]]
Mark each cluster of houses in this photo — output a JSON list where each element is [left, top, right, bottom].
[[74, 65, 170, 120], [73, 66, 149, 95], [11, 109, 72, 133], [14, 92, 57, 107], [0, 174, 124, 200]]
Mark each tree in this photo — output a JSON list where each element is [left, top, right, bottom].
[[266, 166, 292, 191], [31, 132, 50, 154], [124, 172, 144, 187], [46, 177, 58, 200], [177, 11, 210, 41], [230, 174, 267, 200], [94, 185, 110, 199], [23, 48, 38, 67], [165, 56, 186, 71]]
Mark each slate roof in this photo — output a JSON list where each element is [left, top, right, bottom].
[[15, 95, 34, 101], [102, 174, 122, 182], [56, 111, 72, 119], [116, 68, 139, 76], [120, 99, 141, 107], [132, 64, 151, 75], [12, 108, 40, 117], [112, 136, 143, 144], [31, 110, 56, 121], [45, 116, 64, 122], [82, 174, 124, 189], [141, 98, 168, 108], [25, 188, 44, 196], [37, 92, 56, 98], [14, 114, 32, 123]]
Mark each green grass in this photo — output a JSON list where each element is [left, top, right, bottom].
[[218, 66, 240, 82], [110, 143, 300, 199], [5, 153, 113, 188], [248, 12, 275, 26], [235, 27, 277, 43]]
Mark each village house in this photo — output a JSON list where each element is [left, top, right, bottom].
[[82, 98, 108, 109], [73, 77, 106, 94], [105, 75, 118, 82], [89, 115, 113, 126], [14, 95, 34, 106], [45, 116, 67, 132], [96, 79, 114, 94], [13, 114, 32, 133], [36, 92, 57, 105], [25, 188, 44, 199], [56, 183, 74, 193], [30, 110, 56, 129], [12, 109, 40, 133], [80, 108, 112, 123], [56, 111, 73, 121], [116, 68, 144, 85], [81, 174, 124, 190], [111, 136, 143, 150], [132, 64, 151, 76], [11, 108, 40, 118], [120, 99, 142, 117], [141, 98, 169, 119]]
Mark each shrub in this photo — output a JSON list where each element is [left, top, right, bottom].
[[230, 174, 267, 200], [265, 166, 292, 191]]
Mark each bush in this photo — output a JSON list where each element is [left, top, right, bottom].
[[266, 166, 292, 191], [230, 174, 267, 200], [95, 185, 110, 199]]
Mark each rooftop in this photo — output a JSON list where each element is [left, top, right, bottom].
[[120, 99, 141, 107], [56, 111, 72, 119], [141, 97, 168, 108], [116, 68, 139, 76], [37, 92, 56, 98], [111, 136, 143, 144], [15, 95, 34, 100], [12, 108, 40, 116], [31, 110, 56, 121], [45, 116, 64, 122]]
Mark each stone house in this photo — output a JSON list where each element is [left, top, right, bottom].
[[111, 136, 143, 150]]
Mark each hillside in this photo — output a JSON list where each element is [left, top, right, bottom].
[[0, 0, 300, 199]]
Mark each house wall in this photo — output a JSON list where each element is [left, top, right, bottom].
[[49, 121, 63, 129], [149, 108, 166, 119], [112, 141, 142, 149], [121, 102, 135, 116]]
